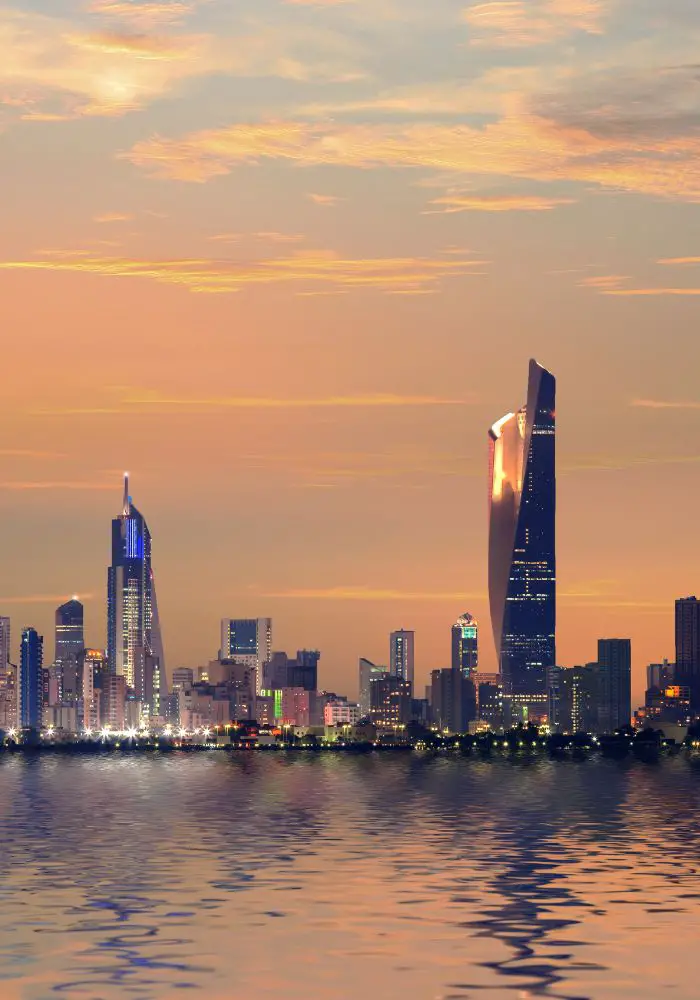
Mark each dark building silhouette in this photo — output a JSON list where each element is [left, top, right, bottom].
[[20, 627, 43, 729], [558, 665, 598, 732], [489, 360, 556, 722], [596, 640, 632, 732], [478, 676, 504, 729], [675, 597, 700, 713], [262, 650, 320, 692], [430, 668, 476, 733], [451, 613, 478, 678]]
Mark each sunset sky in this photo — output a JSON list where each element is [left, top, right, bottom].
[[2, 0, 700, 701]]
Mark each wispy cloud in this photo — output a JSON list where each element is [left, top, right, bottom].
[[0, 449, 66, 459], [0, 594, 94, 605], [93, 212, 135, 223], [262, 586, 485, 601], [462, 0, 607, 48], [87, 2, 199, 28], [0, 250, 487, 294], [425, 192, 575, 213], [603, 288, 700, 296], [578, 274, 629, 290], [657, 256, 700, 266], [307, 193, 342, 207], [34, 392, 473, 417], [124, 115, 700, 201], [631, 399, 700, 410], [0, 481, 117, 491]]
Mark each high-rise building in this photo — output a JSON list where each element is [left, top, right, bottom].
[[359, 658, 388, 717], [675, 597, 700, 713], [370, 676, 412, 730], [55, 598, 84, 703], [597, 640, 632, 733], [0, 617, 10, 672], [430, 668, 476, 733], [390, 630, 415, 689], [647, 660, 674, 691], [489, 360, 556, 718], [557, 665, 599, 733], [220, 618, 272, 695], [451, 613, 478, 677], [19, 627, 43, 730], [107, 475, 167, 718], [172, 667, 195, 691]]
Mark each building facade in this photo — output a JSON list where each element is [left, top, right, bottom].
[[451, 614, 478, 677], [107, 476, 166, 719], [0, 617, 10, 673], [370, 676, 412, 730], [220, 618, 272, 695], [389, 630, 415, 689], [597, 640, 632, 733], [430, 668, 476, 733], [55, 599, 84, 701], [675, 597, 700, 714], [489, 360, 556, 719], [359, 658, 388, 717], [19, 627, 43, 729]]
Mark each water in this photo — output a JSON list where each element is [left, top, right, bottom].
[[1, 751, 700, 1000]]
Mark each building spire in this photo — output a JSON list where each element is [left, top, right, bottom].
[[122, 472, 131, 515]]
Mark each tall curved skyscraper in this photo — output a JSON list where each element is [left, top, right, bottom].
[[107, 475, 167, 720], [488, 360, 556, 722]]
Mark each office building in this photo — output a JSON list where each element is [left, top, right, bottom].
[[0, 617, 10, 672], [647, 660, 674, 691], [220, 618, 272, 695], [477, 675, 504, 730], [557, 665, 599, 733], [105, 675, 127, 730], [451, 613, 478, 677], [359, 658, 388, 716], [489, 360, 556, 718], [19, 627, 43, 729], [370, 676, 412, 730], [675, 597, 700, 713], [390, 630, 414, 689], [430, 668, 476, 733], [324, 700, 362, 727], [172, 667, 195, 691], [107, 475, 167, 718], [597, 640, 632, 733], [55, 599, 84, 701]]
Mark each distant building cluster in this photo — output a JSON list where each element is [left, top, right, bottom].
[[0, 360, 696, 744]]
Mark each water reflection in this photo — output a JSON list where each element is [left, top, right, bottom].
[[0, 754, 698, 998]]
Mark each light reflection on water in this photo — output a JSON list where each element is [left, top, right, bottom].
[[1, 753, 700, 999]]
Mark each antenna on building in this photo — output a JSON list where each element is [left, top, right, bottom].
[[122, 472, 131, 515]]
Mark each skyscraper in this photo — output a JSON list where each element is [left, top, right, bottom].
[[390, 630, 415, 689], [675, 597, 700, 713], [0, 616, 10, 672], [55, 598, 84, 702], [597, 639, 632, 733], [19, 627, 43, 729], [107, 475, 167, 719], [359, 658, 388, 717], [451, 613, 478, 677], [220, 618, 272, 695], [489, 359, 556, 720]]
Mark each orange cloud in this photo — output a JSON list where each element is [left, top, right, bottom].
[[93, 212, 134, 223], [631, 399, 700, 410], [578, 274, 629, 289], [0, 594, 95, 604], [425, 192, 575, 213], [308, 193, 342, 206], [603, 288, 700, 297], [463, 0, 607, 48], [657, 256, 700, 265], [0, 250, 487, 294], [87, 1, 199, 28], [124, 118, 700, 202]]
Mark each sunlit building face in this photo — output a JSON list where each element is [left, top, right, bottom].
[[488, 360, 556, 721]]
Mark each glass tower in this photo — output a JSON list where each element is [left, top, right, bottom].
[[107, 475, 167, 718], [20, 626, 43, 729], [220, 618, 272, 695], [451, 613, 478, 678], [488, 360, 556, 717]]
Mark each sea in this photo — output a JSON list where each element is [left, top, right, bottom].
[[0, 750, 699, 1000]]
